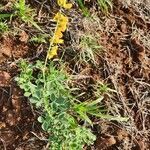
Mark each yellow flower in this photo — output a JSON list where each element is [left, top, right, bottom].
[[57, 0, 72, 9], [59, 19, 68, 32], [58, 23, 67, 32], [48, 46, 58, 59], [54, 13, 68, 22], [53, 13, 68, 32], [50, 31, 64, 44], [53, 37, 64, 44], [53, 12, 61, 21], [55, 29, 63, 39], [50, 12, 68, 44], [47, 0, 71, 60]]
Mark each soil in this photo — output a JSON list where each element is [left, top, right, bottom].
[[0, 36, 46, 149], [94, 1, 150, 149], [0, 0, 150, 150]]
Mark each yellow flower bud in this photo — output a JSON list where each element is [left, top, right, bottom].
[[57, 0, 72, 9], [48, 46, 58, 59]]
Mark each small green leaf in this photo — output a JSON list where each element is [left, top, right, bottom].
[[51, 93, 56, 101], [86, 97, 104, 107], [51, 102, 58, 111], [29, 20, 43, 32], [29, 97, 39, 103], [32, 90, 41, 99], [76, 0, 90, 17], [24, 92, 31, 97], [42, 122, 49, 131], [0, 13, 12, 19], [37, 116, 44, 123]]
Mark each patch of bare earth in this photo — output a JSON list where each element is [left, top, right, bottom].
[[60, 1, 150, 149], [0, 36, 46, 149], [94, 1, 150, 149]]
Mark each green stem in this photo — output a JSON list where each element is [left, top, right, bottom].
[[42, 10, 61, 115]]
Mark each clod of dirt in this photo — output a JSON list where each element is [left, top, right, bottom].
[[116, 129, 128, 141], [0, 36, 29, 64], [0, 71, 11, 87], [0, 129, 16, 146], [0, 37, 12, 63], [95, 135, 116, 150], [11, 87, 22, 113], [138, 139, 147, 150], [19, 31, 29, 43], [5, 110, 19, 126], [95, 0, 150, 149], [0, 121, 6, 129]]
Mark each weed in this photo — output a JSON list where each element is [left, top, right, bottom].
[[76, 0, 112, 16], [30, 34, 48, 43], [0, 13, 12, 19], [97, 0, 112, 13], [0, 21, 8, 33], [95, 82, 117, 95], [79, 35, 102, 64], [14, 0, 42, 31], [74, 96, 128, 123], [16, 60, 128, 149], [75, 0, 90, 17], [0, 13, 10, 33], [0, 1, 42, 32], [74, 97, 105, 125], [16, 60, 96, 149]]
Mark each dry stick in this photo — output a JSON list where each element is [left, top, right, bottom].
[[31, 131, 48, 141], [0, 138, 6, 150]]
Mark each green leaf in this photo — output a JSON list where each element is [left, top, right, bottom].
[[51, 102, 58, 111], [51, 93, 56, 101], [91, 113, 129, 122], [32, 90, 41, 99], [29, 97, 39, 103], [37, 116, 44, 123], [24, 92, 31, 97], [76, 0, 90, 17], [86, 97, 104, 107], [29, 19, 43, 32], [0, 13, 12, 19], [42, 121, 49, 131], [36, 101, 43, 108], [77, 111, 92, 125]]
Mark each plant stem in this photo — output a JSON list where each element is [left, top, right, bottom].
[[42, 10, 61, 115]]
